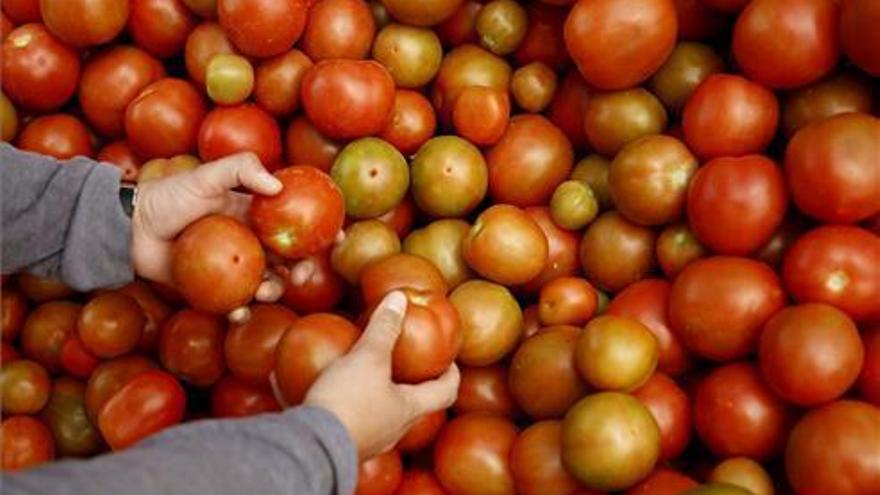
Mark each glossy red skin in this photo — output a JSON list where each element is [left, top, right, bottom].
[[682, 74, 779, 160], [284, 116, 341, 173], [607, 279, 693, 376], [1, 416, 55, 471], [357, 450, 403, 495], [784, 112, 880, 224], [128, 0, 197, 59], [16, 114, 93, 160], [197, 104, 282, 169], [669, 257, 785, 362], [184, 21, 237, 85], [40, 0, 129, 47], [782, 225, 880, 322], [785, 400, 880, 495], [632, 373, 691, 462], [97, 141, 143, 182], [218, 0, 307, 58], [859, 327, 880, 406], [733, 0, 839, 89], [77, 292, 146, 359], [538, 278, 597, 327], [548, 71, 591, 150], [437, 1, 480, 47], [486, 115, 573, 208], [687, 155, 788, 256], [119, 281, 173, 353], [453, 365, 518, 418], [397, 410, 446, 453], [279, 251, 346, 314], [694, 363, 793, 460], [564, 0, 677, 90], [759, 303, 864, 407], [463, 205, 549, 287], [394, 470, 448, 495], [433, 413, 519, 495], [125, 78, 206, 159], [379, 90, 437, 156], [841, 0, 880, 76], [391, 291, 461, 384], [452, 86, 509, 147], [254, 49, 312, 117], [301, 0, 375, 61], [514, 4, 568, 69], [301, 59, 395, 140], [20, 301, 81, 374], [509, 421, 580, 495], [2, 24, 81, 112], [377, 196, 417, 239], [210, 374, 280, 418], [672, 0, 727, 40], [3, 0, 42, 24], [159, 309, 225, 387], [360, 253, 449, 306], [1, 288, 27, 342], [98, 370, 187, 450], [59, 335, 100, 379], [225, 304, 297, 386], [520, 207, 580, 294], [624, 468, 698, 495], [16, 274, 74, 302], [84, 356, 157, 422]]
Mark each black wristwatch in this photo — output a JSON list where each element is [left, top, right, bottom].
[[119, 184, 138, 218]]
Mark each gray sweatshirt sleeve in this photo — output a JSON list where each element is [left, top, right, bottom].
[[1, 143, 134, 291], [4, 406, 359, 495]]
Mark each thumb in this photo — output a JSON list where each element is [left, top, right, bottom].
[[398, 364, 461, 416], [192, 152, 282, 196], [352, 291, 408, 360]]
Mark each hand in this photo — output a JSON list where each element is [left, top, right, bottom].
[[303, 291, 461, 460]]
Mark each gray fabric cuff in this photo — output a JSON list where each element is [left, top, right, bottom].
[[289, 406, 359, 495]]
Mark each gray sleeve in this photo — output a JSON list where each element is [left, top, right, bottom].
[[4, 406, 359, 495], [0, 143, 134, 291]]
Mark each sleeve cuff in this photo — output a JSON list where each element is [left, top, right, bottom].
[[284, 406, 359, 495]]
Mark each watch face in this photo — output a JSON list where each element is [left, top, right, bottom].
[[119, 186, 137, 218]]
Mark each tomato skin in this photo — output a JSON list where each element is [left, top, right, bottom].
[[624, 469, 697, 495], [40, 377, 102, 457], [672, 0, 727, 41], [197, 103, 282, 169], [210, 374, 280, 418], [463, 205, 549, 287], [184, 21, 237, 85], [380, 90, 437, 156], [16, 114, 93, 160], [784, 112, 880, 224], [520, 207, 581, 294], [733, 0, 839, 89], [59, 335, 99, 379], [859, 327, 880, 406], [128, 0, 197, 59], [433, 413, 518, 495], [782, 225, 880, 322], [451, 86, 509, 147], [301, 0, 375, 61], [394, 470, 447, 495], [548, 71, 591, 150], [431, 44, 511, 123], [782, 72, 875, 138], [515, 3, 568, 69], [390, 291, 461, 384], [356, 450, 404, 495], [280, 251, 345, 314], [1, 288, 27, 342], [224, 304, 296, 386], [254, 49, 312, 117], [97, 141, 143, 182], [40, 0, 129, 47], [632, 373, 691, 462], [85, 355, 157, 423], [785, 400, 880, 495], [218, 0, 307, 58], [361, 253, 449, 306], [125, 78, 206, 159], [2, 24, 80, 112], [159, 309, 225, 387], [453, 365, 518, 417], [98, 370, 186, 451], [510, 421, 580, 495], [284, 116, 341, 173], [564, 0, 677, 90], [841, 0, 880, 76], [579, 211, 656, 293], [77, 292, 145, 359], [538, 277, 597, 327], [4, 0, 42, 24], [397, 410, 446, 453], [20, 301, 80, 374], [1, 416, 55, 471]]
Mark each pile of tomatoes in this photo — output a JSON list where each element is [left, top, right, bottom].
[[2, 0, 879, 493]]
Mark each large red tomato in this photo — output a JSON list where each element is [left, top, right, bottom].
[[520, 207, 580, 294], [40, 0, 129, 47], [548, 71, 591, 150], [280, 251, 346, 314], [125, 78, 207, 159], [16, 114, 93, 159], [357, 450, 404, 495], [225, 304, 297, 386], [3, 0, 42, 24], [98, 369, 186, 450], [85, 355, 157, 422], [564, 0, 677, 90], [841, 0, 880, 76], [197, 103, 282, 169], [210, 374, 280, 418], [301, 0, 375, 61], [128, 0, 197, 59], [387, 291, 461, 384], [2, 24, 80, 112], [453, 365, 518, 417], [158, 309, 225, 387], [284, 116, 341, 172], [397, 411, 446, 453], [632, 373, 691, 462], [379, 89, 437, 156], [1, 416, 55, 471], [361, 253, 449, 305], [434, 413, 518, 495], [77, 292, 145, 359], [217, 0, 307, 58], [669, 257, 785, 361], [510, 421, 580, 495]]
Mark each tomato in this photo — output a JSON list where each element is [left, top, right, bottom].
[[694, 363, 793, 460], [16, 114, 93, 159], [377, 196, 416, 239], [632, 373, 691, 462], [1, 416, 54, 471], [204, 53, 253, 105], [510, 421, 580, 495], [333, 138, 410, 220], [128, 0, 197, 59], [171, 215, 266, 314], [562, 392, 660, 491], [572, 156, 614, 209], [784, 112, 880, 224], [624, 468, 698, 495], [431, 44, 511, 122], [2, 24, 80, 112], [1, 359, 51, 415], [16, 274, 74, 303], [683, 485, 751, 495], [577, 315, 658, 391], [254, 49, 312, 117], [759, 303, 864, 406], [395, 470, 447, 495], [301, 60, 395, 140], [463, 205, 548, 286], [302, 0, 375, 61], [782, 71, 875, 137], [683, 72, 780, 158], [434, 413, 518, 495], [475, 0, 527, 56], [1, 92, 19, 142], [3, 0, 42, 24], [98, 370, 186, 450], [451, 86, 510, 147], [357, 450, 404, 495], [181, 0, 217, 17], [607, 279, 694, 376], [85, 355, 157, 422], [782, 225, 879, 322], [1, 288, 26, 342], [655, 223, 706, 278], [76, 292, 144, 359], [584, 89, 668, 158], [733, 0, 839, 89], [785, 400, 880, 495], [672, 0, 727, 41], [669, 257, 785, 361], [649, 42, 724, 116], [20, 301, 80, 373], [197, 103, 282, 168], [40, 0, 128, 47], [841, 0, 880, 76], [389, 290, 461, 384], [274, 313, 359, 405], [40, 378, 102, 457], [223, 304, 296, 386], [453, 365, 517, 417], [184, 21, 237, 85], [510, 62, 557, 113], [380, 90, 437, 156], [859, 327, 880, 405], [360, 253, 445, 305], [548, 71, 591, 150], [210, 374, 280, 418], [538, 277, 597, 326], [515, 3, 568, 69], [381, 0, 464, 27], [125, 78, 206, 159], [410, 136, 487, 218], [564, 0, 677, 90], [437, 1, 481, 46], [284, 116, 341, 172], [708, 458, 774, 495], [449, 281, 522, 367], [332, 220, 401, 285], [159, 309, 225, 387], [97, 141, 143, 182], [59, 335, 99, 379], [372, 23, 442, 88], [403, 219, 473, 289], [116, 281, 171, 353], [509, 326, 587, 420], [217, 0, 306, 58], [579, 211, 656, 293], [520, 207, 580, 294], [397, 410, 446, 453]]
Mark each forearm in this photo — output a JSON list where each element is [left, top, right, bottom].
[[0, 144, 133, 290], [4, 406, 358, 495]]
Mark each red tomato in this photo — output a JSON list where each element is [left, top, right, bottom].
[[859, 326, 880, 406], [682, 73, 779, 160], [253, 49, 312, 117], [434, 413, 518, 495], [361, 253, 449, 306], [686, 155, 788, 255], [125, 78, 207, 159], [77, 292, 145, 359], [279, 251, 346, 314], [1, 12, 13, 41], [538, 277, 597, 327], [118, 281, 173, 353], [301, 59, 396, 140], [509, 421, 580, 495], [158, 309, 225, 387], [284, 116, 341, 172], [98, 370, 186, 450], [301, 0, 375, 61], [452, 86, 510, 147], [59, 335, 99, 379], [733, 0, 839, 89], [453, 365, 518, 417], [97, 141, 143, 182], [841, 0, 880, 76], [548, 71, 591, 150], [564, 0, 677, 90], [672, 0, 727, 41], [437, 1, 481, 46], [224, 304, 297, 386], [197, 103, 282, 169], [782, 225, 880, 322], [3, 0, 42, 24], [520, 207, 581, 294], [128, 0, 197, 59], [377, 196, 417, 239], [20, 301, 80, 374], [40, 0, 129, 47], [463, 205, 549, 287], [210, 374, 280, 418], [16, 114, 93, 159], [356, 450, 404, 495], [514, 3, 569, 69], [85, 355, 157, 422], [2, 24, 80, 112], [397, 411, 446, 453], [1, 416, 54, 471], [394, 470, 448, 495], [379, 89, 437, 156], [389, 290, 461, 384], [1, 343, 21, 363], [632, 373, 691, 462], [217, 0, 307, 58], [694, 363, 793, 460], [624, 468, 698, 495]]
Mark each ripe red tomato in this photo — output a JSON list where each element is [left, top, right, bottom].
[[841, 0, 880, 76], [548, 71, 591, 150], [197, 103, 282, 169], [356, 450, 404, 495], [520, 207, 580, 294], [733, 0, 839, 89], [380, 89, 437, 156], [210, 374, 280, 418], [453, 365, 518, 417], [1, 416, 54, 471], [20, 301, 81, 374], [59, 335, 99, 379], [284, 116, 341, 172], [40, 0, 129, 47], [782, 225, 879, 322], [434, 413, 519, 495], [386, 290, 460, 384], [279, 251, 345, 314], [2, 24, 80, 112], [98, 369, 187, 450], [361, 253, 449, 305], [510, 421, 580, 495], [225, 304, 296, 386], [859, 326, 880, 406], [301, 59, 395, 140], [694, 363, 793, 460], [159, 309, 225, 387], [3, 0, 42, 24], [451, 86, 510, 147], [669, 257, 785, 361], [254, 49, 312, 117], [624, 468, 698, 495], [301, 0, 375, 61], [118, 281, 173, 353], [125, 78, 207, 159], [564, 0, 677, 90], [84, 355, 157, 422], [672, 0, 727, 41], [632, 373, 691, 462], [682, 74, 779, 160], [218, 0, 307, 58], [515, 3, 569, 69], [77, 292, 145, 359], [463, 205, 548, 286], [97, 141, 143, 182], [687, 155, 788, 255], [184, 21, 237, 84], [128, 0, 197, 59], [395, 470, 448, 495], [16, 114, 93, 160], [397, 410, 446, 453], [538, 277, 597, 326], [1, 288, 27, 342]]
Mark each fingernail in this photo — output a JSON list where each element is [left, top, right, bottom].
[[262, 174, 283, 194], [385, 291, 407, 314]]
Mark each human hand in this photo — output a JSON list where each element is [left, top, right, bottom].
[[303, 291, 461, 460]]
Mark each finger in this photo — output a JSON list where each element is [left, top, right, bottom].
[[220, 192, 253, 224], [289, 257, 318, 286], [227, 306, 252, 325], [398, 364, 461, 415], [193, 152, 282, 196], [255, 272, 285, 302], [351, 291, 408, 359]]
